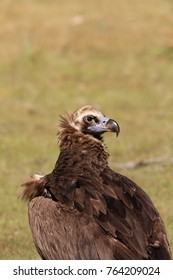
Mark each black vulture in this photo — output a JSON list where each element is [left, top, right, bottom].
[[22, 105, 171, 260]]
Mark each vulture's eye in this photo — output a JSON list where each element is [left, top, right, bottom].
[[86, 115, 94, 122]]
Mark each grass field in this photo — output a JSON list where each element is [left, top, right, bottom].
[[0, 0, 173, 259]]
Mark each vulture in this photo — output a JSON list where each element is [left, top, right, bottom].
[[21, 105, 171, 260]]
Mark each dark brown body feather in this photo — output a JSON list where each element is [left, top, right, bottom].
[[22, 110, 171, 260]]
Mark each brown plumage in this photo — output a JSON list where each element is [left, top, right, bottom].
[[21, 105, 171, 260]]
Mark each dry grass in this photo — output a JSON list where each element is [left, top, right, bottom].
[[0, 0, 173, 259]]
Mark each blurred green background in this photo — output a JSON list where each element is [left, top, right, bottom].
[[0, 0, 172, 259]]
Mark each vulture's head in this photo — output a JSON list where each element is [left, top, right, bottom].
[[59, 106, 120, 142]]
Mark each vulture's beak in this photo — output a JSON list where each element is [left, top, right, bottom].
[[88, 117, 120, 137], [105, 118, 120, 137]]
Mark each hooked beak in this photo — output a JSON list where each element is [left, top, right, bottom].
[[88, 117, 120, 137], [105, 118, 120, 137]]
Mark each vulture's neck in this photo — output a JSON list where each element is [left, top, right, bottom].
[[58, 125, 109, 168]]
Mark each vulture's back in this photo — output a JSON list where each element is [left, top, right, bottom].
[[27, 167, 171, 260]]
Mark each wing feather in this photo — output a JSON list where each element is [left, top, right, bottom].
[[42, 157, 171, 259]]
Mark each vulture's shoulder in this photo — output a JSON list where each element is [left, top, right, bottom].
[[53, 164, 169, 260]]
